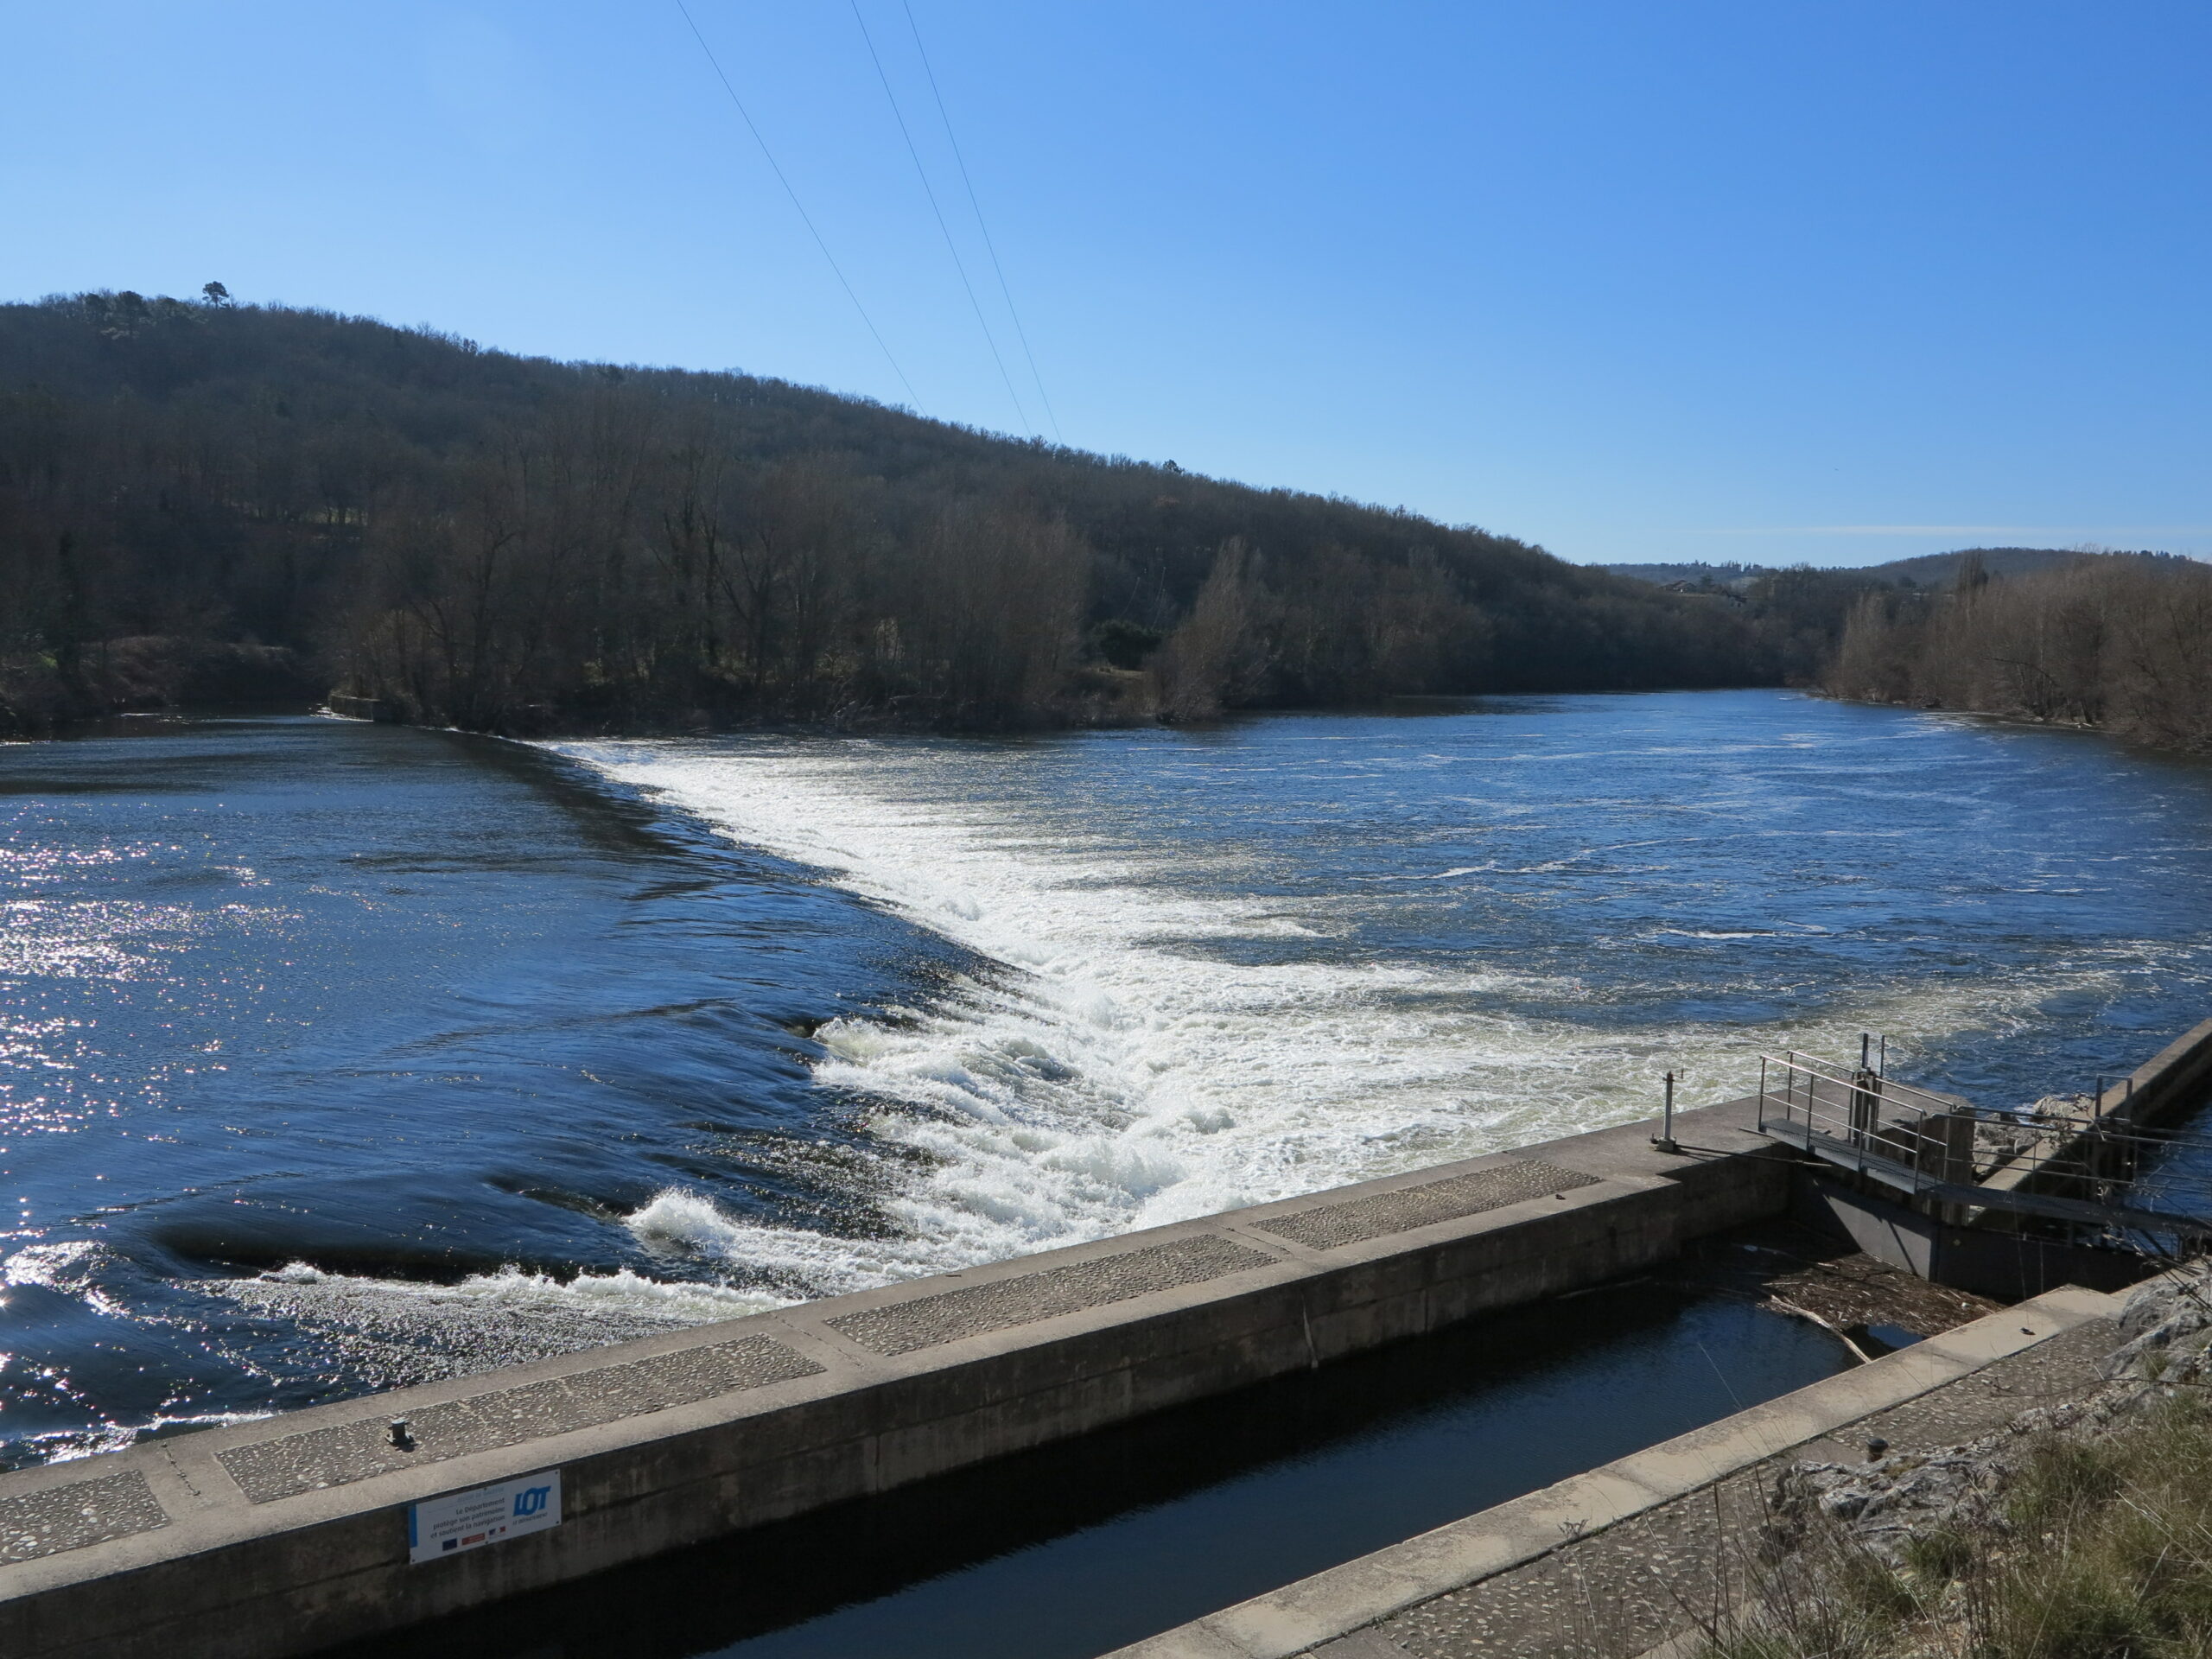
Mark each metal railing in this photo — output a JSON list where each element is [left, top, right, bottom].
[[1754, 1048, 2212, 1240], [1755, 1051, 1979, 1194]]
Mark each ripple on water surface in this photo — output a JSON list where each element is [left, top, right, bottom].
[[0, 693, 2209, 1460]]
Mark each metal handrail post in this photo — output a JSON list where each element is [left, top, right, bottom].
[[1653, 1069, 1681, 1154]]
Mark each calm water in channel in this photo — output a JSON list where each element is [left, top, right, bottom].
[[348, 1273, 1844, 1659], [3, 690, 2209, 1468]]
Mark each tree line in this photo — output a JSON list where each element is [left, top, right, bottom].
[[1826, 550, 2212, 752], [2, 290, 1827, 736]]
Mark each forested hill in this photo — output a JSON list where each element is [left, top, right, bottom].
[[3, 291, 1789, 734]]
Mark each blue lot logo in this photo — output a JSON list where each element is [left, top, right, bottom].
[[513, 1484, 553, 1520]]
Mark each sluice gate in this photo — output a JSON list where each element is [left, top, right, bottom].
[[1757, 1047, 2212, 1239], [1753, 1017, 2212, 1297]]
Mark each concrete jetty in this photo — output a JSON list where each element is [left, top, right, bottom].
[[4, 1018, 2209, 1659], [0, 1105, 1789, 1659], [1977, 1014, 2212, 1204]]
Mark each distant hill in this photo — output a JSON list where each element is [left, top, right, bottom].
[[1852, 547, 2113, 586], [1594, 561, 1768, 590], [1599, 547, 2184, 592]]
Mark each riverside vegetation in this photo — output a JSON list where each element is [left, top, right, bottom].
[[9, 290, 2207, 747], [1826, 551, 2212, 754], [3, 289, 1847, 737]]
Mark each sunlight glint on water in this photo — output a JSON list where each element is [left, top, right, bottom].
[[2, 691, 2209, 1464]]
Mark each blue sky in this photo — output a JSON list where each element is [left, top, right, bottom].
[[4, 3, 2207, 568]]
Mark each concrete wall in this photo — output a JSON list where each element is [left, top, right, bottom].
[[0, 1103, 1789, 1659], [1791, 1173, 2153, 1300], [1105, 1283, 2124, 1659], [1788, 1008, 2212, 1294], [1979, 1014, 2212, 1203], [2108, 1015, 2212, 1128]]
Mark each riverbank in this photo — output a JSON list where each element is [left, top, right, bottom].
[[1823, 553, 2212, 758], [1691, 1261, 2212, 1659], [0, 640, 321, 737], [1813, 689, 2199, 760]]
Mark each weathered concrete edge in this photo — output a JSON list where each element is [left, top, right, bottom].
[[0, 1103, 1789, 1658], [1103, 1282, 2122, 1659], [1981, 1014, 2212, 1196], [2109, 1014, 2212, 1128]]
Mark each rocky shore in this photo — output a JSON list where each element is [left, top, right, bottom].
[[1719, 1259, 2212, 1658]]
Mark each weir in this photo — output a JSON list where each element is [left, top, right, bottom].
[[5, 1020, 2211, 1659]]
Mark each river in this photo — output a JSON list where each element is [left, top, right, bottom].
[[2, 689, 2209, 1468]]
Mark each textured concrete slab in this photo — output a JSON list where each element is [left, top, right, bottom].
[[826, 1235, 1276, 1356], [219, 1336, 824, 1502], [1104, 1284, 2120, 1659], [1255, 1163, 1600, 1251], [0, 1471, 167, 1565], [1309, 1632, 1414, 1658], [0, 1096, 1796, 1659]]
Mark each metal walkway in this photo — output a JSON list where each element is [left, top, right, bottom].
[[1754, 1050, 2212, 1243]]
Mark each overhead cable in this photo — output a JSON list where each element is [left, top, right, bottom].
[[901, 0, 1061, 443], [848, 0, 1032, 436], [674, 0, 923, 412]]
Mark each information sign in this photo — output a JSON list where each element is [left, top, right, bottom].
[[407, 1470, 563, 1564]]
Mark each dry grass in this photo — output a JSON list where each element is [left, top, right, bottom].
[[1694, 1394, 2212, 1659]]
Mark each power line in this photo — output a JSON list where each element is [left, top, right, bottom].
[[901, 0, 1061, 443], [847, 0, 1032, 436], [674, 0, 923, 412]]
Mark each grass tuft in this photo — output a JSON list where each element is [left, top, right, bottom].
[[2006, 1434, 2122, 1531], [1697, 1394, 2212, 1659], [1901, 1522, 1975, 1586]]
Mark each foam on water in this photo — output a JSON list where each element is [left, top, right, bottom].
[[197, 1260, 794, 1386], [10, 698, 2196, 1471], [233, 1259, 789, 1324], [553, 736, 2127, 1298], [25, 1410, 277, 1467], [621, 1189, 944, 1298]]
